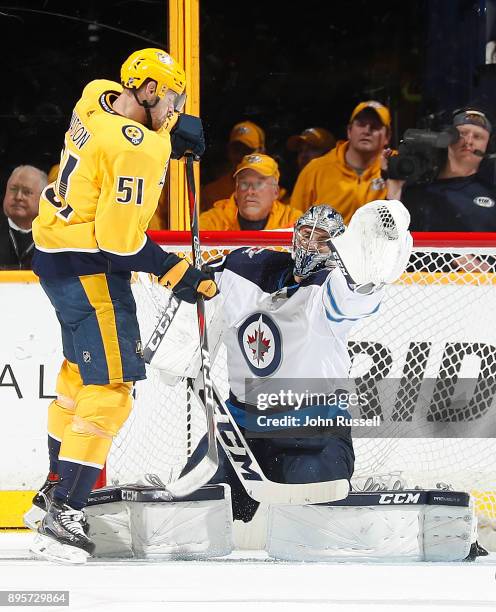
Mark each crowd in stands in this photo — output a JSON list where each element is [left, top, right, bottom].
[[1, 100, 495, 270]]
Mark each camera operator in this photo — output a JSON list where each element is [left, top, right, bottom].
[[384, 107, 496, 233]]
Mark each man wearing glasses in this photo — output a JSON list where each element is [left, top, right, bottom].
[[200, 153, 301, 230]]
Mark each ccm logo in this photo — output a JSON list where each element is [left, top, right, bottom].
[[378, 492, 421, 504], [122, 490, 138, 501]]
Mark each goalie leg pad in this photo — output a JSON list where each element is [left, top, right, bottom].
[[266, 490, 476, 562], [85, 484, 234, 559], [85, 502, 133, 558]]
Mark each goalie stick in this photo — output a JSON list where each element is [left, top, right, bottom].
[[189, 376, 350, 505], [143, 337, 349, 504], [151, 154, 218, 499]]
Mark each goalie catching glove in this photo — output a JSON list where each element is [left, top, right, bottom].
[[159, 258, 218, 303], [329, 199, 412, 290]]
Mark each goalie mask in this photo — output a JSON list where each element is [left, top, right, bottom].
[[292, 205, 345, 279]]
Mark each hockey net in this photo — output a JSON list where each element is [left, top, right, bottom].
[[107, 230, 496, 523]]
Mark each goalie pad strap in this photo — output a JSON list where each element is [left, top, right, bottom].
[[87, 483, 228, 506]]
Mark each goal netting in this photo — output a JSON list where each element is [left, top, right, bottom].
[[107, 230, 496, 523]]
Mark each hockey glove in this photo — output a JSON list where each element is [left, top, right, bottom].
[[159, 259, 218, 303], [170, 114, 206, 160]]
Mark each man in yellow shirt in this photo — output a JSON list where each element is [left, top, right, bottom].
[[200, 153, 301, 231], [290, 101, 391, 224], [287, 127, 336, 172], [201, 120, 266, 211], [28, 48, 217, 563]]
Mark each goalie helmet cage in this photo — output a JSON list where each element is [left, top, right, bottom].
[[105, 230, 496, 522]]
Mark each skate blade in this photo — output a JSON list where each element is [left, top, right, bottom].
[[23, 506, 46, 531], [30, 533, 90, 565]]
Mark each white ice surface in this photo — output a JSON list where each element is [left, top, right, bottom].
[[1, 532, 496, 612]]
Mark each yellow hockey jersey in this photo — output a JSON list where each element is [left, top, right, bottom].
[[33, 80, 176, 277], [289, 140, 388, 224]]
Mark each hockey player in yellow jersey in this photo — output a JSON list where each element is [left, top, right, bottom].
[[28, 48, 217, 563]]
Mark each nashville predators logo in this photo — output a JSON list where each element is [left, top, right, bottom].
[[157, 52, 174, 65], [246, 154, 262, 164], [122, 125, 144, 146], [371, 177, 385, 191]]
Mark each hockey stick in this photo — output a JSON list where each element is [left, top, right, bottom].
[[144, 302, 348, 503], [187, 375, 349, 504], [157, 154, 219, 498], [142, 159, 348, 503], [142, 292, 181, 364]]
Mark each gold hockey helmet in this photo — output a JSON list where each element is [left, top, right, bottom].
[[121, 48, 186, 98]]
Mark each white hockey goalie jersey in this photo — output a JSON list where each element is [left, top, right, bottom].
[[210, 248, 383, 404]]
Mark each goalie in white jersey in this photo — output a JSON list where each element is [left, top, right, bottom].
[[181, 199, 412, 520]]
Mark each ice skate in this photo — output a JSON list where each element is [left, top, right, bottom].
[[30, 500, 94, 564], [23, 474, 59, 531]]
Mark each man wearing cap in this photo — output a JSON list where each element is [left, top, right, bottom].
[[199, 153, 301, 230], [201, 120, 266, 211], [386, 107, 496, 232], [287, 127, 336, 172], [290, 101, 391, 224]]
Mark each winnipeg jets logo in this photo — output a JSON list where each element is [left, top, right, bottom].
[[238, 312, 282, 376], [247, 319, 271, 364]]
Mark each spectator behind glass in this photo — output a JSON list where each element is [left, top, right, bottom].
[[290, 101, 391, 224], [287, 127, 336, 172], [0, 165, 48, 269], [201, 120, 265, 211], [385, 107, 496, 232], [199, 153, 301, 230], [47, 163, 59, 184]]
